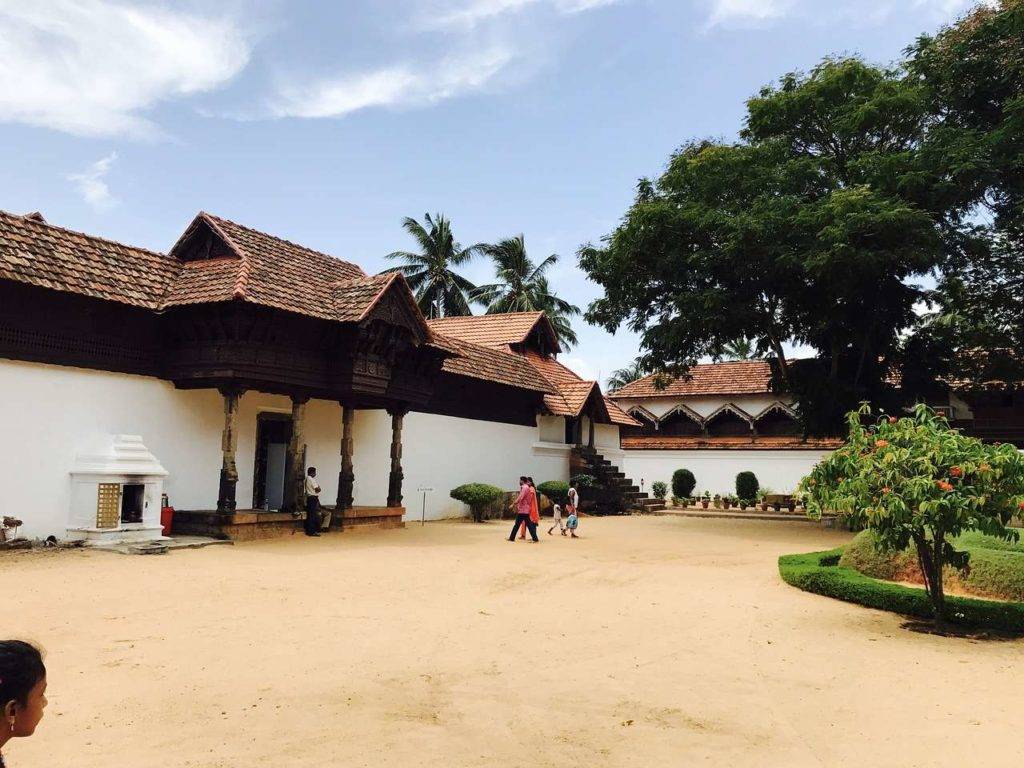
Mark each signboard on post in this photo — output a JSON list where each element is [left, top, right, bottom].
[[416, 486, 434, 526]]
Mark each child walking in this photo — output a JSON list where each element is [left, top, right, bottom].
[[548, 503, 566, 536], [565, 507, 579, 538]]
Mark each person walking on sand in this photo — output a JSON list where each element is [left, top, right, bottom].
[[565, 506, 580, 538], [519, 477, 540, 540], [1, 640, 48, 768], [567, 483, 579, 516], [304, 467, 324, 537], [508, 476, 539, 542], [548, 503, 565, 536]]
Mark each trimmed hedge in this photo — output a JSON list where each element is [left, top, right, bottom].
[[779, 549, 1024, 633], [450, 483, 505, 523], [672, 469, 696, 499], [651, 481, 667, 500], [537, 480, 569, 506], [735, 471, 759, 502]]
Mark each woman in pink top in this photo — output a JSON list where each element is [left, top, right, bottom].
[[519, 477, 541, 539], [508, 476, 539, 542]]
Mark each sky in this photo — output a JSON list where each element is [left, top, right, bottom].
[[0, 0, 984, 385]]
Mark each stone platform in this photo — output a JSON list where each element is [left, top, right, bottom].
[[172, 506, 405, 541]]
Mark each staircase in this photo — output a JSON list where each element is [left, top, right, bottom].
[[573, 446, 666, 514]]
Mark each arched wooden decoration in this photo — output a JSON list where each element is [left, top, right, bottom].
[[753, 401, 801, 436], [704, 403, 754, 437], [658, 403, 705, 437]]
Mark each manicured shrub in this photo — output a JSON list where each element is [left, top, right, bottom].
[[651, 481, 667, 500], [537, 480, 569, 506], [672, 468, 696, 499], [450, 483, 505, 523], [735, 471, 759, 503], [571, 473, 597, 488], [779, 549, 1024, 633]]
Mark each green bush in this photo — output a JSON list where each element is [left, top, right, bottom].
[[840, 529, 1024, 601], [571, 474, 597, 488], [672, 468, 696, 498], [779, 549, 1024, 633], [651, 481, 667, 500], [735, 471, 759, 503], [537, 480, 569, 506], [450, 483, 505, 523]]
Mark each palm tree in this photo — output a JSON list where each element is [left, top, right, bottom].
[[721, 338, 756, 361], [472, 235, 581, 347], [382, 213, 479, 319], [606, 360, 649, 392]]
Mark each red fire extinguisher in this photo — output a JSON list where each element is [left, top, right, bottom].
[[160, 492, 174, 537]]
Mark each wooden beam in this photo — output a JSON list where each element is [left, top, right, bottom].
[[336, 405, 355, 511], [282, 395, 308, 514], [217, 388, 243, 515], [386, 407, 407, 508]]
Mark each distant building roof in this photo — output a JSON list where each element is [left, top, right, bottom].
[[426, 311, 560, 353], [609, 360, 776, 399]]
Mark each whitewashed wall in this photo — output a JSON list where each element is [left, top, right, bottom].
[[349, 410, 570, 520], [0, 359, 572, 538], [620, 449, 831, 497]]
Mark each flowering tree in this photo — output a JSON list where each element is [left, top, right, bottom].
[[801, 403, 1024, 627]]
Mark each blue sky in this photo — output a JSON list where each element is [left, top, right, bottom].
[[0, 0, 981, 384]]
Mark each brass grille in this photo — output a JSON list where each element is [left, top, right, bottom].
[[96, 483, 121, 529]]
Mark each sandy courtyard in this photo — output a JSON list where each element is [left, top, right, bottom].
[[4, 516, 1022, 767]]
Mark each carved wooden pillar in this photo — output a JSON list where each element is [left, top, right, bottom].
[[217, 388, 243, 515], [386, 407, 406, 508], [282, 395, 308, 514], [587, 416, 596, 449], [336, 405, 355, 511], [573, 417, 583, 446]]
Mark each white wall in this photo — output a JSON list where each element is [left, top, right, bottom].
[[349, 410, 570, 520], [620, 449, 831, 497], [1, 359, 572, 538]]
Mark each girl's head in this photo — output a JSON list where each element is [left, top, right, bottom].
[[527, 477, 535, 487], [1, 641, 47, 739]]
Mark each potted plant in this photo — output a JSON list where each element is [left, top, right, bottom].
[[757, 487, 773, 512], [701, 490, 710, 509], [651, 481, 668, 502], [786, 495, 797, 513], [713, 493, 722, 509]]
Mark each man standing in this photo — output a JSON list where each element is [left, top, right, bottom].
[[508, 476, 539, 542], [304, 467, 323, 537]]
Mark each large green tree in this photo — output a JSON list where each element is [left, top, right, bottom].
[[473, 235, 582, 347], [581, 58, 945, 433], [382, 213, 480, 319]]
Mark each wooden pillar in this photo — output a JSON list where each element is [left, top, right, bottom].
[[573, 417, 583, 446], [336, 405, 355, 511], [282, 395, 308, 514], [386, 407, 406, 508], [217, 388, 243, 515], [587, 416, 596, 449]]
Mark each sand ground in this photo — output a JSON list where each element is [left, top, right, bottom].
[[3, 516, 1022, 767]]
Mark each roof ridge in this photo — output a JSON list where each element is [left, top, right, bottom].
[[203, 211, 365, 276], [1, 208, 167, 259], [198, 212, 251, 300]]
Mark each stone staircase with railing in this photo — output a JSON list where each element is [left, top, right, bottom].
[[572, 446, 666, 514]]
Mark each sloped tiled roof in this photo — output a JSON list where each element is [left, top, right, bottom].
[[604, 397, 640, 427], [433, 333, 555, 394], [621, 436, 842, 450], [609, 360, 775, 399], [426, 312, 552, 350], [0, 210, 179, 309], [520, 349, 640, 425]]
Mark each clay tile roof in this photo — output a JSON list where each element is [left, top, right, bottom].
[[164, 212, 368, 321], [332, 273, 400, 322], [605, 397, 641, 427], [518, 349, 639, 425], [609, 360, 775, 399], [0, 209, 180, 309], [426, 312, 549, 349], [620, 436, 843, 450], [434, 333, 555, 394]]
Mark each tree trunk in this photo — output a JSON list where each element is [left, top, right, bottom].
[[912, 530, 947, 629]]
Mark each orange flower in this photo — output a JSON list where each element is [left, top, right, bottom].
[[936, 480, 954, 492], [888, 416, 898, 424], [875, 439, 889, 448], [949, 467, 963, 478], [1018, 501, 1024, 511], [881, 487, 891, 494]]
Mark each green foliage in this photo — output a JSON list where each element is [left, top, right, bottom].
[[651, 481, 667, 500], [672, 469, 696, 498], [735, 471, 759, 502], [779, 549, 1024, 633], [472, 235, 581, 347], [382, 213, 480, 319], [801, 403, 1024, 623], [450, 483, 505, 523], [607, 359, 650, 392], [571, 474, 597, 488], [537, 481, 569, 506]]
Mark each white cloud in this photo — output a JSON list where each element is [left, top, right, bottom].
[[67, 152, 119, 210], [269, 46, 516, 119], [0, 0, 251, 138], [420, 0, 620, 30], [704, 0, 794, 29], [561, 355, 598, 382]]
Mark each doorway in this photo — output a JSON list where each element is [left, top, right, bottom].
[[253, 412, 293, 510]]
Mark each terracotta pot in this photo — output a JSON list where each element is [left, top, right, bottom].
[[701, 500, 709, 509]]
